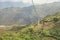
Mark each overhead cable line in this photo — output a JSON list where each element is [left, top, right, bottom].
[[31, 0, 41, 25], [31, 0, 44, 40]]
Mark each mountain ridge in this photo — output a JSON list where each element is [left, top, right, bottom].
[[0, 2, 60, 25]]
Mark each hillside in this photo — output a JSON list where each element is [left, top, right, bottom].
[[0, 12, 60, 40], [0, 2, 60, 25]]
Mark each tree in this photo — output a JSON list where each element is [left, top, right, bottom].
[[53, 18, 59, 22]]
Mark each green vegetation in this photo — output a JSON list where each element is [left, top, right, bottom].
[[0, 12, 60, 40]]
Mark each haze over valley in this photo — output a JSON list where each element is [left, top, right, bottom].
[[0, 2, 60, 26]]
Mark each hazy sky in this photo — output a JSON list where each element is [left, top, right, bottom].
[[0, 0, 60, 4]]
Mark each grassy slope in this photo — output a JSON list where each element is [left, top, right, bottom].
[[0, 12, 60, 40]]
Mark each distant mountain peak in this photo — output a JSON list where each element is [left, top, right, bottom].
[[0, 2, 31, 8]]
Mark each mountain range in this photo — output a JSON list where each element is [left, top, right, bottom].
[[0, 2, 31, 8], [0, 2, 60, 25]]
